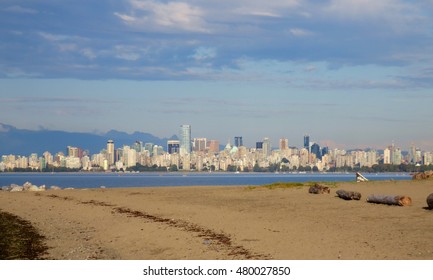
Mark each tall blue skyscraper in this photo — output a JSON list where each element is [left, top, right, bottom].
[[179, 125, 191, 156], [304, 135, 310, 152], [234, 136, 243, 147]]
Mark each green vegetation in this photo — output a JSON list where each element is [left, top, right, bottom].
[[126, 163, 168, 172], [246, 181, 338, 190], [0, 211, 48, 260], [328, 163, 433, 173]]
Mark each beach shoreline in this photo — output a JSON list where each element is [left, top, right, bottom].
[[1, 180, 433, 260]]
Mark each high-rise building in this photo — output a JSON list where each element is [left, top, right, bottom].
[[383, 147, 391, 164], [303, 135, 310, 152], [107, 140, 115, 165], [193, 138, 207, 152], [167, 140, 180, 154], [279, 138, 288, 150], [311, 143, 321, 160], [133, 141, 143, 153], [179, 124, 191, 156], [263, 137, 271, 157], [208, 140, 220, 153], [256, 142, 263, 150], [234, 136, 243, 147]]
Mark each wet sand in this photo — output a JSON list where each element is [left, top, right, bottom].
[[1, 179, 433, 260]]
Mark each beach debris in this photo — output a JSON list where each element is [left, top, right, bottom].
[[412, 171, 433, 180], [336, 189, 362, 200], [367, 194, 412, 206], [3, 182, 60, 192], [10, 185, 24, 192], [356, 172, 368, 182], [308, 183, 330, 194], [426, 193, 433, 209], [23, 181, 33, 190]]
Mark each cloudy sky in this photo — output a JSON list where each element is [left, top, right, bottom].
[[1, 0, 433, 150]]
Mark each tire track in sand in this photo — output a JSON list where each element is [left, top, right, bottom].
[[44, 194, 270, 260]]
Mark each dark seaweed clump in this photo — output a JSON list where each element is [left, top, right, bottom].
[[0, 211, 48, 259]]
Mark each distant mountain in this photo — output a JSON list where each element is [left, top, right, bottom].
[[0, 123, 176, 156]]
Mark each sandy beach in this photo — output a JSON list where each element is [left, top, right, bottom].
[[1, 179, 433, 260]]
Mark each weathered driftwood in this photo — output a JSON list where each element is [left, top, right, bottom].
[[308, 183, 330, 194], [336, 189, 362, 200], [367, 194, 412, 206], [426, 193, 433, 209]]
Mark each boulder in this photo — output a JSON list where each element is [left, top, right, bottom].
[[50, 185, 62, 190], [39, 185, 46, 191], [28, 185, 42, 192], [23, 181, 33, 190], [10, 186, 24, 192], [1, 186, 11, 191]]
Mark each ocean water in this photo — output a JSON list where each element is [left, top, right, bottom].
[[0, 172, 411, 189]]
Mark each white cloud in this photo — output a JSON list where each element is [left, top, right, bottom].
[[191, 47, 217, 61], [289, 28, 313, 37], [117, 0, 209, 33], [323, 0, 424, 31], [80, 48, 97, 60], [3, 5, 38, 14]]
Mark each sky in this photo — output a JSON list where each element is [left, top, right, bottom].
[[1, 0, 433, 150]]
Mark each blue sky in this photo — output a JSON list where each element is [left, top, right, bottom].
[[1, 0, 433, 150]]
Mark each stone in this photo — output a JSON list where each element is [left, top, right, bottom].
[[23, 181, 33, 190], [1, 186, 11, 191], [28, 185, 42, 192], [50, 186, 62, 190], [10, 186, 24, 192]]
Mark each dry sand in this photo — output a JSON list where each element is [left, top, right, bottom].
[[1, 179, 433, 260]]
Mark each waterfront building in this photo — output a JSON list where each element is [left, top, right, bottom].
[[304, 135, 310, 152], [279, 138, 288, 150], [383, 148, 391, 164], [263, 138, 271, 157], [167, 140, 180, 154], [107, 140, 115, 165], [144, 143, 154, 155], [179, 125, 192, 156], [234, 136, 243, 147], [311, 143, 321, 160], [133, 141, 143, 153], [208, 140, 220, 153], [193, 138, 207, 152]]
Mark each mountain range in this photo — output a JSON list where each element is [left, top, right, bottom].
[[0, 123, 177, 156]]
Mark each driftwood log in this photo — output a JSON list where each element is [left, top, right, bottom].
[[308, 183, 330, 194], [336, 189, 362, 200], [367, 194, 412, 206], [426, 193, 433, 209]]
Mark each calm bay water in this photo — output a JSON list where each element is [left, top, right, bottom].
[[0, 172, 411, 189]]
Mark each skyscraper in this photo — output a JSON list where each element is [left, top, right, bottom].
[[208, 140, 220, 153], [234, 136, 243, 147], [179, 124, 191, 156], [167, 140, 180, 154], [263, 137, 271, 157], [303, 135, 310, 152], [107, 140, 115, 165], [193, 138, 207, 152], [311, 143, 321, 160], [279, 138, 288, 150]]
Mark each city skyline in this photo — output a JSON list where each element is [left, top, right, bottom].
[[1, 1, 433, 151]]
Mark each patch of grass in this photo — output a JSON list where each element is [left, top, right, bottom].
[[246, 182, 306, 190], [246, 181, 339, 190], [0, 211, 48, 260]]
